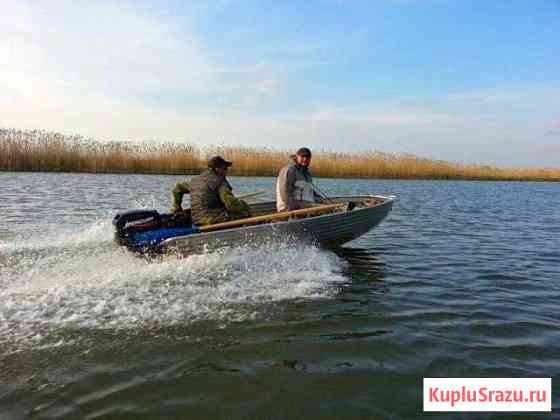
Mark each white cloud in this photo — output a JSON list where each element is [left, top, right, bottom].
[[0, 0, 214, 99], [0, 0, 286, 111], [256, 78, 280, 95], [309, 104, 454, 125], [548, 117, 560, 135]]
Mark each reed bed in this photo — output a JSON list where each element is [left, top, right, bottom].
[[1, 128, 559, 181], [0, 128, 202, 175]]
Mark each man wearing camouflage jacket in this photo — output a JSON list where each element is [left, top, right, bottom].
[[171, 156, 251, 225]]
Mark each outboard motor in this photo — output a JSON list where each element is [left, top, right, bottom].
[[113, 209, 198, 253], [112, 209, 161, 247]]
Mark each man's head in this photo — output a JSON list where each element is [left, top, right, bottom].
[[208, 155, 232, 176], [295, 147, 312, 167]]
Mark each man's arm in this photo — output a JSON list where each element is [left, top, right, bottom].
[[218, 184, 251, 216], [306, 171, 324, 203], [171, 181, 191, 212], [313, 189, 324, 203]]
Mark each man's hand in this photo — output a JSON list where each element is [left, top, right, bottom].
[[239, 199, 251, 218]]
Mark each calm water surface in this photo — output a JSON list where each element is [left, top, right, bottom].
[[1, 173, 559, 419]]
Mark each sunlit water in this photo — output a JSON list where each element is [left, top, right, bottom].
[[1, 173, 559, 419]]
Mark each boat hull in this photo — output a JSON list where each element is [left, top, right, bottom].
[[161, 195, 394, 255]]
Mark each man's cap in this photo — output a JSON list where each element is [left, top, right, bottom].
[[207, 155, 233, 169], [296, 147, 312, 157]]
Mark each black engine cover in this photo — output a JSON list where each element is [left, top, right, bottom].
[[113, 210, 161, 234]]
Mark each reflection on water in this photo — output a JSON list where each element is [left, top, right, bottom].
[[332, 246, 386, 280], [0, 228, 14, 240], [1, 173, 560, 419]]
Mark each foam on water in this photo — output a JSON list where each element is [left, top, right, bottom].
[[0, 220, 347, 353]]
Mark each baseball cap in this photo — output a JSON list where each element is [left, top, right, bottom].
[[207, 155, 233, 169], [296, 147, 312, 157]]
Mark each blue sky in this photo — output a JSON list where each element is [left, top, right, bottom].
[[1, 0, 559, 166]]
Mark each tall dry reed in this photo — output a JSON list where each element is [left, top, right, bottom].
[[1, 128, 559, 181], [0, 128, 202, 174]]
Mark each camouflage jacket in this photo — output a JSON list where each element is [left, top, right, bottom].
[[171, 170, 250, 225]]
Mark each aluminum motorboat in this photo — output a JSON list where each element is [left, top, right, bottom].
[[112, 195, 395, 255]]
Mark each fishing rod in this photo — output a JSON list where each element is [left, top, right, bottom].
[[310, 182, 334, 204], [311, 181, 357, 211]]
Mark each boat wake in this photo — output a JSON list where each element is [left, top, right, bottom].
[[0, 219, 347, 354]]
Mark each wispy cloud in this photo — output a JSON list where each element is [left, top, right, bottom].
[[309, 105, 453, 125], [547, 117, 560, 135], [0, 0, 288, 110], [1, 0, 213, 98]]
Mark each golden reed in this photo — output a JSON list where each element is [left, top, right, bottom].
[[1, 128, 559, 181]]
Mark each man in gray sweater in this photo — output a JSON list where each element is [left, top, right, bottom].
[[276, 147, 323, 212]]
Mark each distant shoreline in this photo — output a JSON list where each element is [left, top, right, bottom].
[[2, 128, 559, 182], [2, 169, 560, 183]]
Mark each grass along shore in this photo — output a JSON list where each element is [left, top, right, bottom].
[[1, 128, 559, 181]]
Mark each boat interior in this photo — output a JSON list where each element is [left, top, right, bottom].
[[194, 195, 390, 232], [248, 195, 387, 217]]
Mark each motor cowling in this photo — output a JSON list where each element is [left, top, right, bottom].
[[112, 209, 161, 246]]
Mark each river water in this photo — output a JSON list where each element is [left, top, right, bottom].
[[1, 172, 558, 419]]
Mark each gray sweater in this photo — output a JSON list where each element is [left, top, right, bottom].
[[276, 158, 322, 211]]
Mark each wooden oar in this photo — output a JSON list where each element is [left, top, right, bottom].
[[199, 203, 346, 232]]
